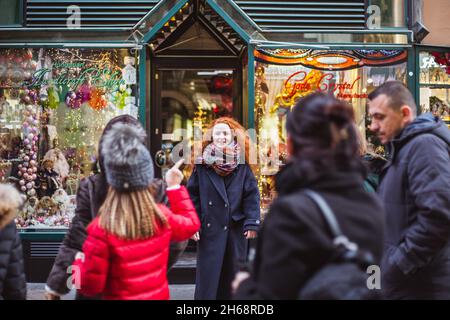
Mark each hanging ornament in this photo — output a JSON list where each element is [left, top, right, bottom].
[[19, 104, 39, 199], [79, 84, 91, 103], [89, 87, 107, 111], [20, 94, 31, 105], [124, 96, 138, 118], [30, 60, 38, 71], [47, 86, 60, 109], [39, 87, 48, 102], [25, 49, 34, 60], [115, 89, 129, 110], [28, 90, 39, 105], [122, 57, 137, 85], [65, 91, 81, 109], [58, 85, 70, 101]]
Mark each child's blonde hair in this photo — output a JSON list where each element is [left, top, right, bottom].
[[98, 186, 169, 240]]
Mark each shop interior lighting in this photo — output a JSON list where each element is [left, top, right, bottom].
[[197, 70, 232, 76]]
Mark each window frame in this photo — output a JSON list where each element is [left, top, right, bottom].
[[0, 0, 24, 27]]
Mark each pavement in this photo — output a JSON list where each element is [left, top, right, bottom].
[[27, 283, 195, 300]]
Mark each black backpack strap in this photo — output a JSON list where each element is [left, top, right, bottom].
[[303, 189, 358, 252]]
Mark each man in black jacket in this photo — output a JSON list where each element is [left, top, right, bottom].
[[0, 183, 27, 300], [368, 81, 450, 299]]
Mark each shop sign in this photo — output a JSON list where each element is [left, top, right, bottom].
[[26, 61, 125, 91], [283, 71, 368, 100]]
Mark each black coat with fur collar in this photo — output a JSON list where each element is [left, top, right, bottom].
[[0, 221, 26, 300], [235, 163, 385, 299]]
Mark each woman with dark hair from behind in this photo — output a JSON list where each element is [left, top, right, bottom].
[[232, 92, 385, 299]]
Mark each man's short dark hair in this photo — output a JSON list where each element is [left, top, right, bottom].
[[368, 81, 417, 116]]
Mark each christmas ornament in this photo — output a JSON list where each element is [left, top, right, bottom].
[[47, 86, 60, 109], [65, 91, 81, 109], [79, 84, 91, 103], [89, 87, 107, 111], [122, 57, 137, 85], [18, 103, 39, 199]]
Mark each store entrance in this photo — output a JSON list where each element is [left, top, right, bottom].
[[146, 1, 246, 179], [150, 61, 243, 283], [150, 60, 242, 178], [146, 1, 247, 280]]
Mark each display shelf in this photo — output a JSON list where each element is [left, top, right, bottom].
[[19, 229, 67, 241]]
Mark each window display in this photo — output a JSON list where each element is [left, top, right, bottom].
[[0, 48, 139, 228], [253, 49, 407, 215], [419, 51, 450, 128]]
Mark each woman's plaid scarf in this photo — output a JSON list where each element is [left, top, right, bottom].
[[202, 142, 241, 176]]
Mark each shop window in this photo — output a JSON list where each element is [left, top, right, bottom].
[[0, 48, 139, 228], [253, 49, 407, 215], [419, 51, 450, 127], [0, 0, 21, 26]]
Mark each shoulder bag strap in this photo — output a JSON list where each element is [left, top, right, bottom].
[[303, 189, 358, 252]]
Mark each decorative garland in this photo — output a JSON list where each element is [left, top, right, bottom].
[[18, 102, 40, 198]]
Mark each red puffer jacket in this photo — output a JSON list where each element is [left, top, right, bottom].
[[73, 186, 200, 300]]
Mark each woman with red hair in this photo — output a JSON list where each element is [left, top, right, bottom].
[[187, 117, 260, 300]]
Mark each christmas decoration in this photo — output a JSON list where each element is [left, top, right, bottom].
[[114, 88, 129, 110], [122, 56, 137, 85], [431, 52, 450, 75], [78, 84, 91, 103], [0, 48, 37, 88], [89, 87, 107, 111], [65, 90, 82, 109], [47, 86, 60, 109], [18, 104, 40, 199], [2, 47, 139, 229]]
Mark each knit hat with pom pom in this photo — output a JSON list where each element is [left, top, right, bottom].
[[101, 122, 154, 192]]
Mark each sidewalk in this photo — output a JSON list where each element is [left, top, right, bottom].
[[27, 283, 195, 300]]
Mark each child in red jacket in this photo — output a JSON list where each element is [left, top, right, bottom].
[[73, 122, 199, 300]]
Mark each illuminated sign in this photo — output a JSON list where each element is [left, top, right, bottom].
[[26, 61, 125, 91], [282, 71, 367, 101]]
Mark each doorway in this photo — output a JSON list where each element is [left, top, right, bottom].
[[150, 59, 242, 178]]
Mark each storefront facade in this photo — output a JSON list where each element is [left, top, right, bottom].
[[0, 0, 433, 282]]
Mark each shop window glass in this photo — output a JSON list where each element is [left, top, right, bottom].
[[419, 51, 450, 128], [0, 48, 139, 228], [253, 49, 407, 215]]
